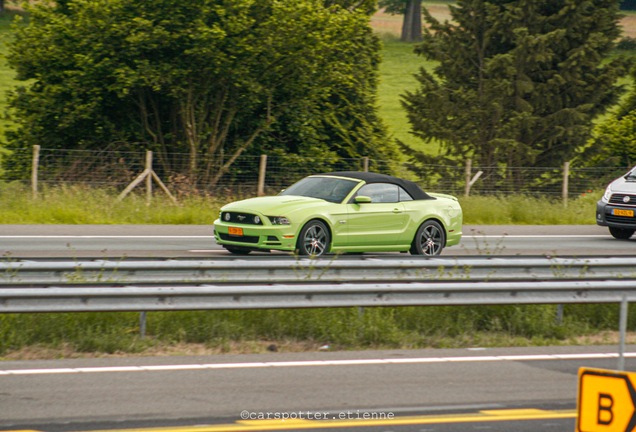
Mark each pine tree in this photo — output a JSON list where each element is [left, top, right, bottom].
[[403, 0, 632, 192]]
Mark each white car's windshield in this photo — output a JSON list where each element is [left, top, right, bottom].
[[280, 177, 359, 203]]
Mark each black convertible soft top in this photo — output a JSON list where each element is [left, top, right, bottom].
[[321, 171, 434, 200]]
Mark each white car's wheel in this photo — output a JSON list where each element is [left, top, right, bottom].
[[609, 227, 635, 240]]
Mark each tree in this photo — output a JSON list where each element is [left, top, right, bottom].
[[401, 0, 632, 192], [588, 66, 636, 169], [592, 112, 636, 168], [4, 0, 393, 187], [378, 0, 422, 42]]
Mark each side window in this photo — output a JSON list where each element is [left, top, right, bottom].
[[398, 186, 414, 202], [355, 183, 399, 203]]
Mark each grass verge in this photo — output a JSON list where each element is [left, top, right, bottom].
[[0, 182, 598, 225], [0, 304, 634, 359]]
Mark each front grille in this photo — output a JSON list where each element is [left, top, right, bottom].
[[218, 233, 260, 243], [606, 215, 636, 226], [609, 194, 636, 207], [220, 212, 263, 225]]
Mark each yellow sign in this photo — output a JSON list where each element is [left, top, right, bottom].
[[577, 368, 636, 432]]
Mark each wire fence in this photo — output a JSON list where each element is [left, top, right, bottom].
[[0, 146, 628, 201]]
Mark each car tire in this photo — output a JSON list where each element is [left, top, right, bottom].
[[296, 220, 330, 257], [224, 246, 252, 255], [609, 227, 635, 240], [410, 220, 445, 256]]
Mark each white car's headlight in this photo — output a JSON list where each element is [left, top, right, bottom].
[[268, 216, 290, 225], [603, 185, 612, 202]]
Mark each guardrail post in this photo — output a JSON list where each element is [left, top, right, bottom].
[[140, 311, 147, 339], [555, 304, 564, 325], [618, 295, 628, 371]]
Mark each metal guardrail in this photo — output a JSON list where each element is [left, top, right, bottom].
[[1, 256, 635, 313], [2, 256, 636, 287], [2, 255, 636, 368], [2, 280, 636, 313]]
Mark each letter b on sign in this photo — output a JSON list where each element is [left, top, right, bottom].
[[598, 393, 614, 425], [577, 368, 636, 432]]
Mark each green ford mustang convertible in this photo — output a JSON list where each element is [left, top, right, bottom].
[[214, 171, 462, 256]]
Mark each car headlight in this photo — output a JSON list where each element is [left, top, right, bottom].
[[603, 185, 612, 202], [268, 216, 290, 225]]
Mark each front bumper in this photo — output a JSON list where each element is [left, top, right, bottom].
[[213, 220, 297, 252], [596, 200, 636, 229]]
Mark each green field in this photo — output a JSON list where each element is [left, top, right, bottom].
[[376, 36, 428, 152]]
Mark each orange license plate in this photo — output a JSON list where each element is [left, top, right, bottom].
[[228, 227, 244, 236], [613, 209, 635, 217]]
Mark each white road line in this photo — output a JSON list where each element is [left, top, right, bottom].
[[0, 236, 208, 239], [0, 235, 608, 239], [0, 352, 632, 376], [464, 235, 607, 238]]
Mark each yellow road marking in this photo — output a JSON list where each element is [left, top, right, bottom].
[[73, 408, 576, 432]]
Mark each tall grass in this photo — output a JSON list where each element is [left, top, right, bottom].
[[0, 182, 598, 224], [460, 194, 599, 225], [0, 183, 222, 224], [1, 304, 633, 357]]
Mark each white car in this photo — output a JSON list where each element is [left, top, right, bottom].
[[597, 166, 636, 239]]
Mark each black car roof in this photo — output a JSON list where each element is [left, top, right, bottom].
[[320, 171, 434, 200]]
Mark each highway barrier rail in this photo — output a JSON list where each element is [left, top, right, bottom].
[[3, 255, 636, 368], [1, 255, 635, 313]]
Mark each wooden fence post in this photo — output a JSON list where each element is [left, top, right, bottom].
[[362, 157, 369, 172], [464, 159, 483, 197], [464, 159, 472, 197], [145, 151, 153, 205], [117, 150, 177, 204], [257, 154, 267, 196], [562, 161, 570, 208], [31, 145, 40, 199]]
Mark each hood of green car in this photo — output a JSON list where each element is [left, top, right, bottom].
[[221, 195, 327, 215]]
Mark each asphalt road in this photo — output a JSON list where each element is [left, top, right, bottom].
[[0, 224, 634, 258], [1, 346, 635, 431]]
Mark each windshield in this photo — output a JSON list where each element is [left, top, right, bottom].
[[280, 176, 359, 203], [626, 167, 636, 180]]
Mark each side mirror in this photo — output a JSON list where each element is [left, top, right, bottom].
[[354, 195, 372, 204]]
